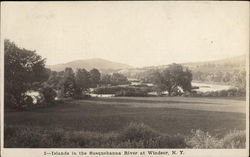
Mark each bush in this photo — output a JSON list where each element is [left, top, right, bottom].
[[5, 123, 186, 148], [22, 95, 34, 108], [158, 135, 187, 148], [4, 125, 245, 148], [186, 129, 222, 148], [222, 130, 246, 148], [186, 129, 246, 149], [235, 88, 246, 97], [119, 122, 159, 142], [69, 131, 118, 148], [190, 88, 246, 97], [94, 86, 121, 94], [73, 94, 91, 100], [41, 87, 57, 104], [4, 126, 49, 147], [118, 122, 187, 148], [115, 89, 148, 97], [218, 90, 228, 97], [94, 86, 151, 97]]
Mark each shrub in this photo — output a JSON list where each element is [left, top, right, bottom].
[[4, 125, 246, 148], [158, 134, 187, 148], [69, 131, 118, 148], [22, 95, 34, 108], [115, 89, 148, 97], [94, 86, 150, 97], [41, 87, 57, 104], [222, 130, 246, 148], [3, 125, 186, 148], [186, 129, 222, 148], [235, 88, 246, 97], [119, 122, 159, 142], [190, 88, 246, 97], [4, 126, 49, 147], [226, 88, 237, 96], [94, 86, 120, 94], [4, 125, 119, 148], [218, 90, 228, 97], [186, 129, 246, 149], [118, 122, 187, 148], [73, 94, 91, 100]]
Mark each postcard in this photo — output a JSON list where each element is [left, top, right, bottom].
[[1, 1, 249, 157]]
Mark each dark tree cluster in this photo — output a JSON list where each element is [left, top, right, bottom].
[[45, 68, 101, 98], [4, 40, 50, 109], [100, 73, 129, 86], [149, 64, 192, 96], [4, 40, 103, 109], [192, 70, 246, 89]]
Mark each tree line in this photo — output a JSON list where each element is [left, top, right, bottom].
[[144, 64, 192, 96], [44, 67, 129, 98], [5, 39, 245, 110], [4, 39, 130, 110], [3, 40, 194, 110], [192, 70, 246, 89], [44, 67, 101, 98], [5, 39, 49, 110]]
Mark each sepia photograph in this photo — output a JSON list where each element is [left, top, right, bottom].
[[1, 1, 249, 157]]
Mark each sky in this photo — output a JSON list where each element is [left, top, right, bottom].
[[2, 2, 249, 67]]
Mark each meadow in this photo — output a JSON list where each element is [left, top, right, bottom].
[[4, 96, 246, 148]]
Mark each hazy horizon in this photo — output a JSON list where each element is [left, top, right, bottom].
[[2, 2, 249, 67], [45, 54, 246, 68]]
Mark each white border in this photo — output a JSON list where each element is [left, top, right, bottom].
[[0, 1, 249, 157]]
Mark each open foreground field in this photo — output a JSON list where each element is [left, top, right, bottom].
[[5, 96, 246, 148]]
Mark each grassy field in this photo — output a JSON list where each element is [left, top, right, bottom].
[[5, 96, 246, 138]]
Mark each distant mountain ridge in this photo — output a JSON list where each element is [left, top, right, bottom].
[[182, 54, 246, 66], [47, 58, 133, 72], [118, 54, 247, 78], [47, 54, 246, 75], [182, 54, 246, 73], [146, 54, 246, 70]]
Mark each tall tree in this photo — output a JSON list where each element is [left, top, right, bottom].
[[75, 68, 90, 95], [100, 74, 111, 86], [89, 68, 101, 88], [4, 39, 49, 109], [45, 71, 61, 89], [61, 67, 75, 97], [179, 68, 192, 92], [153, 63, 192, 96]]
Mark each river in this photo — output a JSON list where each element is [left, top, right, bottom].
[[192, 82, 233, 92]]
